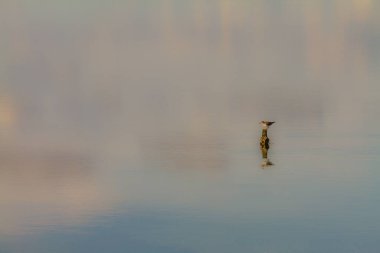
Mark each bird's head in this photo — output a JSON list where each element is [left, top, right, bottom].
[[260, 121, 275, 129]]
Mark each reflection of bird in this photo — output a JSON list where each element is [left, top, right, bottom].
[[261, 158, 273, 167]]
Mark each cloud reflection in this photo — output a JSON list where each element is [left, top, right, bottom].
[[0, 145, 121, 236]]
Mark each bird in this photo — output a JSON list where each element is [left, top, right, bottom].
[[260, 121, 275, 130]]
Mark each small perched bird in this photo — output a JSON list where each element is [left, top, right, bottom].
[[260, 121, 275, 130]]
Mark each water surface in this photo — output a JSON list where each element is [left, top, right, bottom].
[[1, 1, 380, 252]]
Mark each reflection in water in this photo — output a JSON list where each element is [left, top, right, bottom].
[[260, 121, 275, 168], [0, 145, 122, 236]]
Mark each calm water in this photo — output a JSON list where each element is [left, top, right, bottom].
[[1, 1, 380, 252]]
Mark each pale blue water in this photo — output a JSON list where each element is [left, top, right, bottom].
[[1, 1, 380, 252]]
